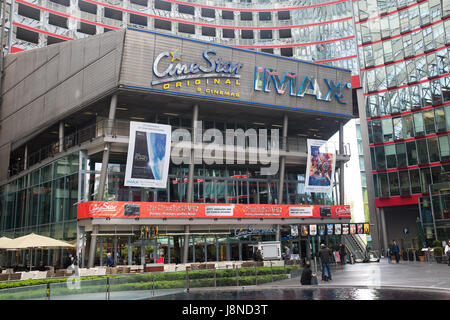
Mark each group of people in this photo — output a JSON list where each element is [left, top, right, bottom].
[[300, 243, 336, 285]]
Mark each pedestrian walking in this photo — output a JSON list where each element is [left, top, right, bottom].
[[391, 240, 400, 263], [106, 252, 115, 267], [339, 243, 347, 265], [253, 249, 263, 262], [282, 246, 291, 261], [300, 261, 316, 285], [445, 240, 450, 267], [318, 243, 332, 281]]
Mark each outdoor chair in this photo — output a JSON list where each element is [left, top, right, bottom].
[[205, 263, 215, 269]]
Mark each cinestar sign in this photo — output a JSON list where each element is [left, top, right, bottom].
[[253, 67, 351, 104], [152, 48, 243, 85]]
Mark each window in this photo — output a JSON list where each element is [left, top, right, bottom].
[[260, 30, 272, 39], [154, 19, 171, 31], [130, 0, 147, 6], [222, 29, 235, 38], [241, 30, 254, 39], [280, 48, 293, 57], [241, 12, 252, 21], [435, 108, 446, 132], [48, 13, 68, 29], [104, 8, 123, 21], [423, 110, 435, 134], [406, 141, 418, 166], [154, 0, 171, 11], [388, 172, 400, 196], [381, 118, 393, 142], [18, 3, 40, 20], [378, 173, 389, 198], [222, 11, 234, 20], [385, 145, 397, 168], [375, 146, 386, 170], [178, 23, 195, 34], [16, 27, 39, 44], [202, 27, 216, 37], [396, 143, 407, 168], [416, 139, 429, 164], [399, 170, 410, 195], [279, 29, 292, 39], [438, 136, 450, 161], [201, 8, 215, 18], [278, 11, 290, 20], [259, 12, 271, 21], [392, 117, 403, 140], [409, 169, 421, 194], [402, 114, 414, 138], [261, 48, 274, 54], [413, 113, 425, 136], [427, 137, 440, 162], [77, 22, 96, 35], [49, 0, 69, 6], [371, 120, 383, 143], [420, 168, 432, 194], [47, 36, 66, 45], [79, 0, 97, 14], [178, 4, 195, 15], [130, 14, 147, 26]]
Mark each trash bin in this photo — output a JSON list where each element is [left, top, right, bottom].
[[402, 251, 408, 261], [408, 250, 414, 261]]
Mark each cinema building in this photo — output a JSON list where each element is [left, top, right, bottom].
[[0, 28, 358, 267]]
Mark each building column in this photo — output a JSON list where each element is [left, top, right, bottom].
[[113, 235, 118, 265], [97, 94, 118, 201], [127, 236, 132, 265], [277, 115, 288, 204], [276, 224, 281, 241], [87, 225, 98, 268], [379, 207, 389, 256], [183, 225, 190, 263], [339, 122, 345, 205], [59, 121, 64, 153], [186, 104, 199, 203], [24, 145, 28, 170]]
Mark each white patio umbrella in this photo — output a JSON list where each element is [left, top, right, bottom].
[[0, 236, 14, 248], [2, 233, 74, 271]]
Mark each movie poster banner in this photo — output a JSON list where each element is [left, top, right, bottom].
[[124, 122, 172, 188], [304, 139, 336, 193], [78, 202, 351, 219]]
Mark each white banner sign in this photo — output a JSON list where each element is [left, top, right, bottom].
[[125, 122, 172, 188], [288, 206, 313, 217], [304, 139, 336, 193]]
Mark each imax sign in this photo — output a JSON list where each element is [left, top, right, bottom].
[[253, 67, 351, 104]]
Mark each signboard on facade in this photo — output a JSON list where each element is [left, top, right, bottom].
[[124, 122, 172, 188], [78, 202, 351, 219], [304, 139, 336, 193]]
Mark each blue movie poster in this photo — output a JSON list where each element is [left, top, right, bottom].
[[305, 139, 336, 193]]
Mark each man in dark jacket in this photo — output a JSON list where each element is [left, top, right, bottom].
[[318, 243, 332, 281], [300, 261, 315, 285], [253, 249, 263, 262], [106, 252, 114, 267], [391, 240, 400, 263], [339, 243, 347, 265]]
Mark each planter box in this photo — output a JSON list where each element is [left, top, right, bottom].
[[144, 266, 164, 273]]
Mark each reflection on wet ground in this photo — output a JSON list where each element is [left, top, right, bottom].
[[151, 288, 450, 300]]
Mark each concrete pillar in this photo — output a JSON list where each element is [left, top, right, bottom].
[[183, 225, 190, 263], [186, 104, 199, 202], [59, 121, 64, 152], [379, 207, 389, 256], [87, 225, 98, 268], [24, 145, 28, 170], [99, 237, 103, 266], [277, 115, 288, 204], [276, 224, 280, 241], [140, 238, 145, 266], [113, 235, 118, 265], [339, 122, 345, 205], [97, 94, 118, 201]]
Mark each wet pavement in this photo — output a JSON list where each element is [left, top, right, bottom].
[[151, 259, 450, 300]]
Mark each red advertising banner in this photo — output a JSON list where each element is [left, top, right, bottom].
[[78, 201, 351, 219]]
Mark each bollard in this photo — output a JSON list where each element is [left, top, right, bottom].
[[214, 266, 217, 287], [186, 268, 190, 293], [106, 277, 110, 300], [270, 261, 273, 282], [235, 264, 239, 287]]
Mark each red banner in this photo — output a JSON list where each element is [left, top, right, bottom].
[[78, 201, 351, 219]]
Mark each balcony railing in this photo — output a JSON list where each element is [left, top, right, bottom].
[[8, 119, 350, 179]]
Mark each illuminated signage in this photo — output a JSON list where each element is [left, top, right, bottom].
[[253, 67, 351, 104], [151, 48, 243, 97]]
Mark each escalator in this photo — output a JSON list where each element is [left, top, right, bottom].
[[343, 234, 380, 263]]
